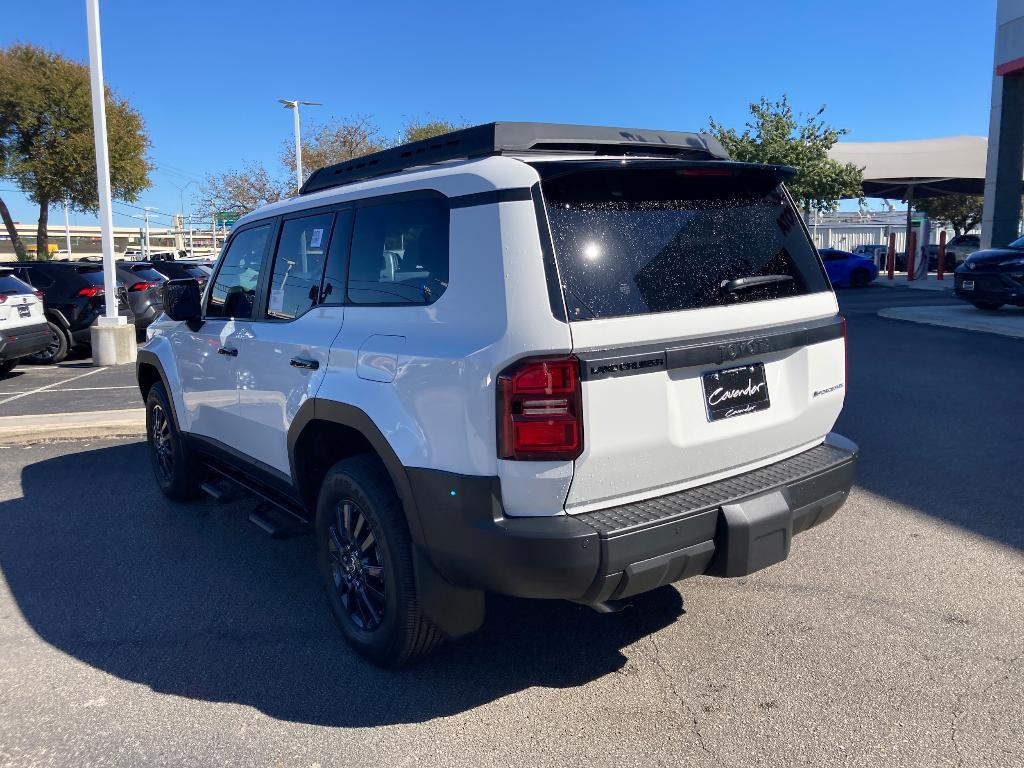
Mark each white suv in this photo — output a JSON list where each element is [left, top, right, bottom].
[[138, 123, 858, 667], [0, 266, 50, 376]]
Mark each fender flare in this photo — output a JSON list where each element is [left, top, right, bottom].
[[135, 349, 179, 425], [45, 308, 71, 331], [288, 398, 427, 548]]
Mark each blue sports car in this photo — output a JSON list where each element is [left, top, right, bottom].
[[819, 248, 879, 288]]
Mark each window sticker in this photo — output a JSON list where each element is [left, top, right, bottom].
[[269, 288, 285, 314], [309, 228, 324, 249]]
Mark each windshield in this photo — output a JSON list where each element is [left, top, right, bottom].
[[538, 164, 830, 320]]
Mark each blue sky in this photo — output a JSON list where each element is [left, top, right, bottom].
[[0, 0, 998, 230]]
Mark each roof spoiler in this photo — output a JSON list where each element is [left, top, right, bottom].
[[299, 121, 731, 195]]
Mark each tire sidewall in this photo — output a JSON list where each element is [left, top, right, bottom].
[[145, 381, 198, 499], [316, 461, 410, 665], [29, 321, 69, 365]]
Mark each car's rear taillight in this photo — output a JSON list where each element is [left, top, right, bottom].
[[0, 294, 7, 304], [77, 286, 104, 297], [33, 291, 43, 300], [497, 356, 583, 461], [129, 281, 154, 292]]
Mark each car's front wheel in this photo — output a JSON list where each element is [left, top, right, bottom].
[[972, 301, 1004, 311], [145, 381, 201, 500], [316, 455, 443, 668]]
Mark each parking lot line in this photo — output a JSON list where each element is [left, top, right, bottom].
[[0, 367, 107, 406]]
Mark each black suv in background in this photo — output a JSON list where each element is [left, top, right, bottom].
[[148, 260, 211, 288], [12, 262, 134, 363], [116, 263, 165, 338]]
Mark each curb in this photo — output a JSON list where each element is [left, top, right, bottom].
[[877, 306, 1024, 339], [0, 408, 145, 445]]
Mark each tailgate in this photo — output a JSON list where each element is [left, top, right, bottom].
[[534, 159, 846, 513]]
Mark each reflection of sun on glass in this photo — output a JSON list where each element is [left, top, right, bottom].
[[583, 243, 601, 261]]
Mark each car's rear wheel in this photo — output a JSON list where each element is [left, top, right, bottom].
[[850, 268, 871, 288], [145, 381, 201, 500], [0, 360, 16, 377], [972, 301, 1004, 311], [26, 320, 69, 365], [316, 455, 443, 668]]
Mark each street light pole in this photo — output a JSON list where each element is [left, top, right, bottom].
[[142, 206, 157, 259], [85, 0, 117, 321], [63, 199, 72, 258], [279, 99, 321, 193]]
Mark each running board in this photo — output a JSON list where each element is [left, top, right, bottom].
[[201, 462, 310, 538]]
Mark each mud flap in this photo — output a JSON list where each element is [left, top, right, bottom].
[[412, 546, 485, 639]]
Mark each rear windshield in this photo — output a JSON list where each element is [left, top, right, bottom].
[[130, 267, 167, 282], [538, 164, 830, 320], [184, 265, 209, 278], [0, 272, 32, 294]]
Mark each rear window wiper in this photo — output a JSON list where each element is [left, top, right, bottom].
[[720, 274, 793, 293]]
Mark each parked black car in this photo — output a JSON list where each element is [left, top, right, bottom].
[[148, 260, 212, 288], [116, 262, 166, 337], [12, 262, 134, 363], [954, 239, 1024, 310]]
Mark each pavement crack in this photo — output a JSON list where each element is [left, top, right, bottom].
[[648, 634, 714, 759], [949, 651, 1022, 768]]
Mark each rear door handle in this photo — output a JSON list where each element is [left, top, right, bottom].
[[217, 347, 238, 357], [289, 357, 319, 370]]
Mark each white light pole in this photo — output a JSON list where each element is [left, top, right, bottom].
[[85, 0, 134, 365], [63, 199, 72, 257], [279, 99, 321, 192], [142, 206, 157, 259], [85, 0, 117, 321]]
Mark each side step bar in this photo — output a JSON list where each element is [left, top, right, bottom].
[[201, 462, 310, 539]]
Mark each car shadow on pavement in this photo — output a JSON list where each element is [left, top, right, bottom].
[[0, 441, 685, 727]]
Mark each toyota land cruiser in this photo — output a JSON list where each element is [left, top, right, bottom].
[[138, 123, 858, 667]]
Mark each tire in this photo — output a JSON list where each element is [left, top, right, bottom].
[[0, 360, 15, 377], [26, 320, 69, 365], [316, 455, 443, 668], [850, 269, 871, 288], [972, 301, 1004, 311], [145, 381, 202, 500]]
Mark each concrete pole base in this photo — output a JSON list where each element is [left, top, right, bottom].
[[90, 317, 137, 366]]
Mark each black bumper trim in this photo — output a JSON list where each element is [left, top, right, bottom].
[[0, 322, 51, 360], [410, 434, 858, 602]]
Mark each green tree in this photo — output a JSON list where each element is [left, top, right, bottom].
[[709, 96, 862, 214], [910, 195, 983, 236], [0, 44, 150, 260]]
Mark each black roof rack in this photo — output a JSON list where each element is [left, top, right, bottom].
[[299, 121, 730, 195]]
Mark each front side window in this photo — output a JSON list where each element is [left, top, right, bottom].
[[266, 212, 335, 320], [347, 198, 449, 305], [539, 164, 830, 320], [207, 224, 271, 319]]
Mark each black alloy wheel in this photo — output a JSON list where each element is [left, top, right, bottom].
[[327, 499, 387, 631]]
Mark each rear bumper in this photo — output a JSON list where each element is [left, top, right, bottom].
[[0, 322, 52, 361], [410, 433, 858, 602]]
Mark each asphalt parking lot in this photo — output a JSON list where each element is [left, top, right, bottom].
[[0, 356, 139, 417], [0, 286, 1022, 767]]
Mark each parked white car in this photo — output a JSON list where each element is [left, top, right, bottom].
[[138, 122, 858, 666], [0, 267, 50, 376], [945, 234, 980, 264]]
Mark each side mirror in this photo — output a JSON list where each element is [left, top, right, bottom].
[[163, 278, 203, 329]]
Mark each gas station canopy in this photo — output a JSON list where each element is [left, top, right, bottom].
[[827, 135, 988, 199]]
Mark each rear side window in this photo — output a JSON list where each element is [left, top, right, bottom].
[[0, 272, 32, 294], [347, 198, 449, 305], [266, 212, 335, 320], [538, 164, 830, 320], [207, 224, 271, 319]]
